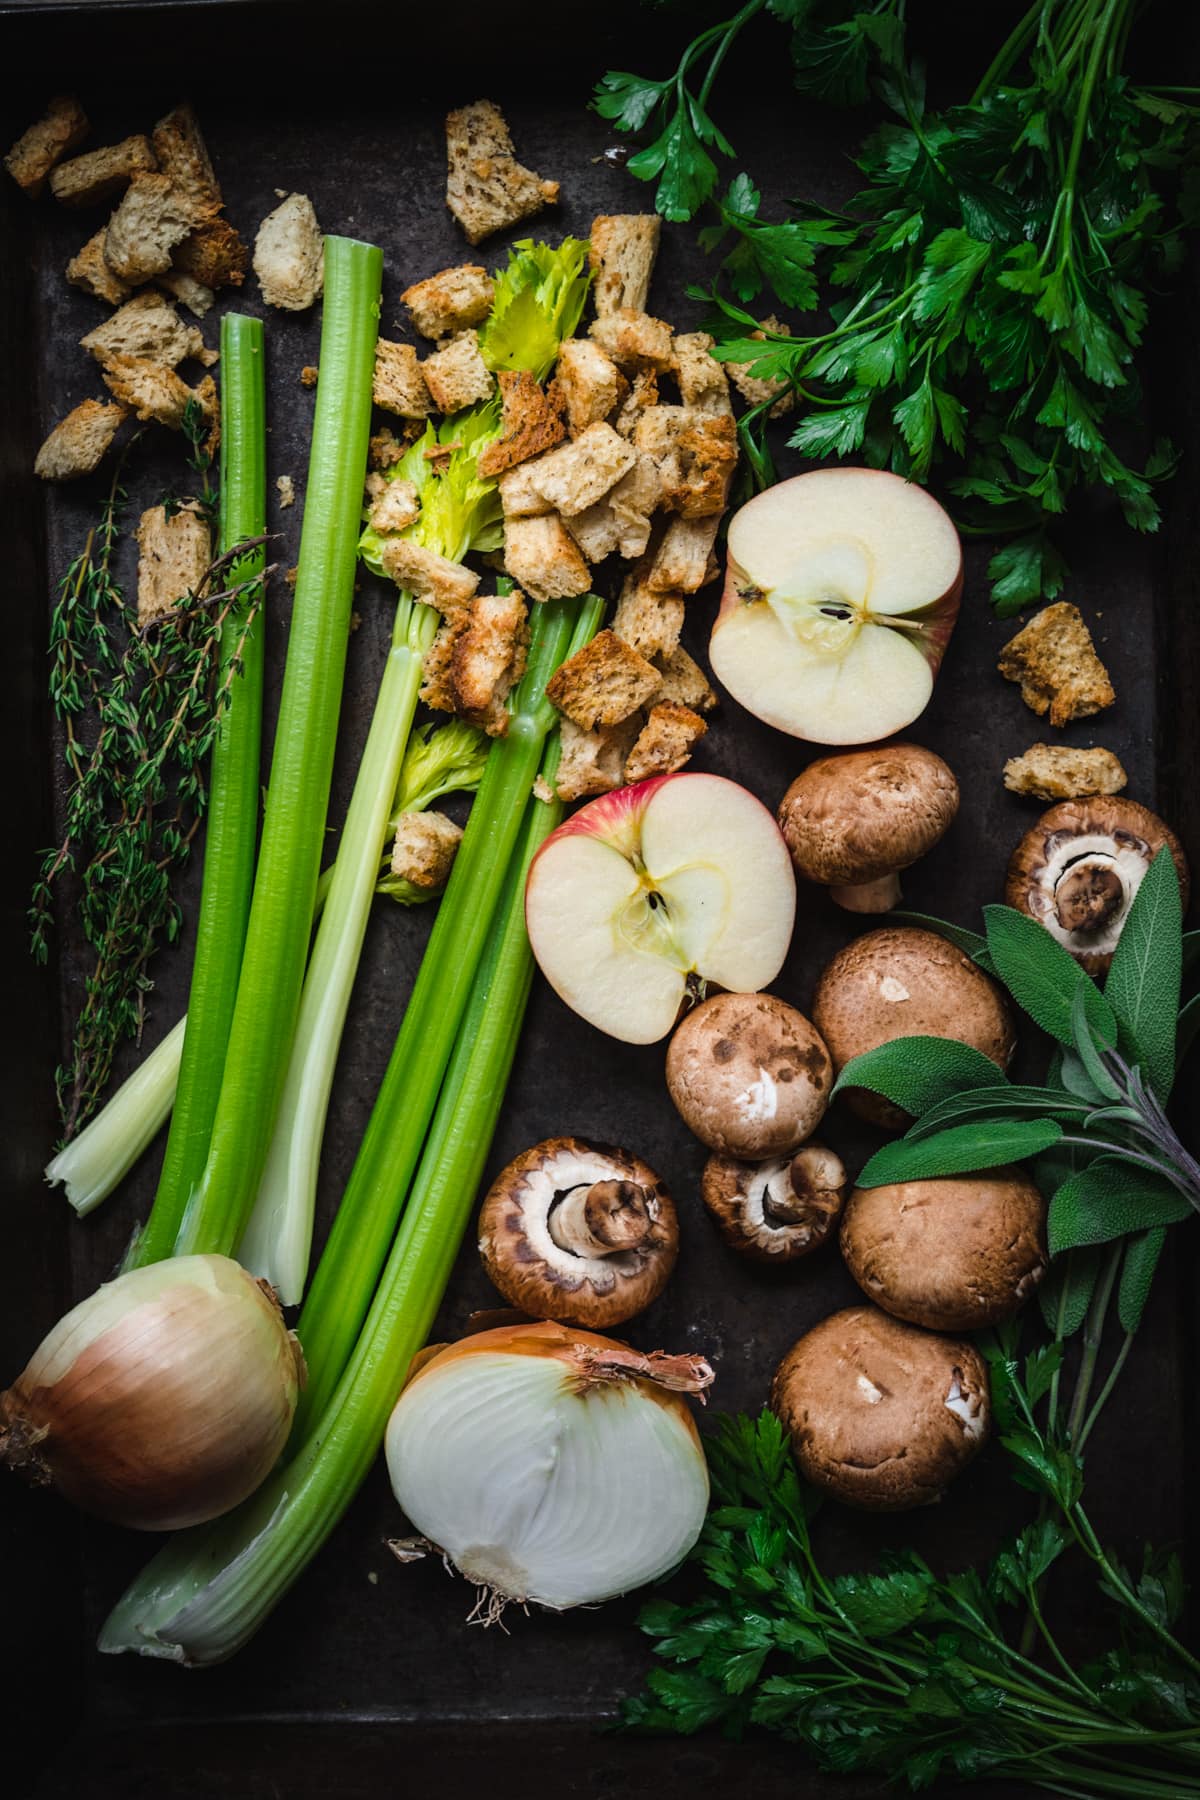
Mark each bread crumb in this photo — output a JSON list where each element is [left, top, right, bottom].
[[533, 773, 555, 804], [276, 475, 295, 509], [1003, 744, 1127, 801]]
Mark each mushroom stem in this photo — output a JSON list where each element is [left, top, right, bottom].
[[549, 1181, 653, 1257], [762, 1166, 811, 1227], [828, 872, 902, 913], [1053, 857, 1124, 933]]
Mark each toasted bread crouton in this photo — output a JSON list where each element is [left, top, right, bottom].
[[525, 421, 636, 517], [727, 317, 794, 417], [612, 368, 658, 438], [81, 291, 211, 371], [135, 501, 211, 625], [159, 269, 215, 316], [420, 615, 469, 711], [50, 135, 157, 207], [451, 590, 530, 733], [254, 194, 324, 311], [674, 414, 738, 517], [445, 99, 559, 245], [503, 514, 592, 602], [151, 104, 222, 215], [546, 629, 660, 730], [477, 370, 564, 477], [373, 341, 433, 419], [104, 173, 203, 283], [997, 603, 1116, 728], [588, 215, 661, 316], [193, 373, 220, 458], [66, 229, 132, 305], [554, 338, 623, 437], [564, 454, 661, 563], [34, 399, 127, 482], [172, 215, 248, 289], [647, 514, 721, 594], [390, 810, 463, 890], [624, 702, 707, 784], [402, 263, 494, 340], [652, 643, 718, 713], [369, 424, 410, 468], [380, 539, 480, 613], [673, 332, 731, 415], [1003, 744, 1128, 801], [555, 716, 641, 802], [498, 458, 553, 518], [100, 353, 195, 428], [590, 308, 675, 374], [612, 564, 685, 660], [369, 477, 421, 535], [302, 364, 320, 389], [5, 96, 88, 197], [421, 330, 494, 414]]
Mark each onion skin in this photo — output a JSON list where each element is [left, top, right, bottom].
[[0, 1254, 305, 1531]]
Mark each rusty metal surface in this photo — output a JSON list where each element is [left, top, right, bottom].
[[1, 4, 1196, 1795]]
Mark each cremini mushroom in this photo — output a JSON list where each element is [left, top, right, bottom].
[[840, 1170, 1047, 1330], [777, 744, 959, 912], [770, 1306, 990, 1511], [477, 1137, 678, 1328], [1005, 796, 1190, 975], [812, 926, 1016, 1128], [665, 992, 833, 1158], [702, 1144, 847, 1262]]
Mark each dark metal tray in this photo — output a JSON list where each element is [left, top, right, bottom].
[[3, 4, 1197, 1795]]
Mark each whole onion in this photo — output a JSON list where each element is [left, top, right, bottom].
[[385, 1321, 712, 1615], [0, 1253, 305, 1530]]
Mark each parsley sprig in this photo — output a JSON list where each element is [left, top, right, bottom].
[[596, 0, 1200, 609]]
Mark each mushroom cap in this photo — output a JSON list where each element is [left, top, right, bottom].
[[701, 1143, 847, 1263], [770, 1306, 990, 1511], [665, 992, 833, 1158], [812, 927, 1016, 1128], [841, 1169, 1047, 1330], [777, 744, 959, 888], [1006, 797, 1190, 976], [477, 1137, 677, 1328]]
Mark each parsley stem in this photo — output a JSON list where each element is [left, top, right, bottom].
[[1075, 1329, 1133, 1451], [696, 0, 767, 112], [1067, 1504, 1200, 1678], [972, 0, 1042, 103], [1064, 1241, 1121, 1444]]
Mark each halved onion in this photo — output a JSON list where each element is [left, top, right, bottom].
[[385, 1321, 712, 1613]]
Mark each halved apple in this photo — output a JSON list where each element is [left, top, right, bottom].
[[709, 468, 962, 744], [525, 773, 796, 1044]]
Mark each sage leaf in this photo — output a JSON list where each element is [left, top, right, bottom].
[[891, 910, 997, 975], [1047, 1156, 1192, 1255], [832, 1037, 1005, 1114], [983, 905, 1118, 1048], [1177, 992, 1200, 1064], [1103, 848, 1182, 1104], [857, 1118, 1063, 1187], [905, 1084, 1087, 1140], [1037, 1246, 1101, 1337], [1118, 1227, 1166, 1334], [1069, 983, 1122, 1099], [1057, 1046, 1107, 1103]]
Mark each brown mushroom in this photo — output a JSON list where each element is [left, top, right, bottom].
[[812, 927, 1016, 1129], [702, 1144, 848, 1262], [1006, 797, 1190, 975], [665, 992, 833, 1158], [770, 1306, 990, 1511], [841, 1170, 1047, 1330], [477, 1137, 677, 1328], [777, 744, 959, 913]]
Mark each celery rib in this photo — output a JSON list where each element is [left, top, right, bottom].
[[99, 603, 603, 1666], [170, 239, 383, 1261], [45, 1016, 185, 1217], [132, 315, 267, 1266]]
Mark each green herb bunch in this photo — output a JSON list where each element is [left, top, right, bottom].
[[31, 417, 270, 1141], [595, 0, 1200, 609], [628, 854, 1200, 1794]]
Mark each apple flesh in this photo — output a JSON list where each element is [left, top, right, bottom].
[[525, 773, 796, 1044], [709, 468, 962, 744]]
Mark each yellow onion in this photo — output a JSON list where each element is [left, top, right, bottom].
[[0, 1254, 305, 1530], [385, 1321, 712, 1616]]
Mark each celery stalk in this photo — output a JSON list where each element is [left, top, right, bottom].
[[45, 1017, 185, 1217], [99, 606, 601, 1666], [132, 315, 267, 1266], [168, 239, 382, 1261]]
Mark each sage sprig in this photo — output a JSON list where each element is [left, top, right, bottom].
[[837, 851, 1198, 1330]]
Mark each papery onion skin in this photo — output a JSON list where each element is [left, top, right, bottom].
[[385, 1322, 711, 1613], [0, 1254, 305, 1531]]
